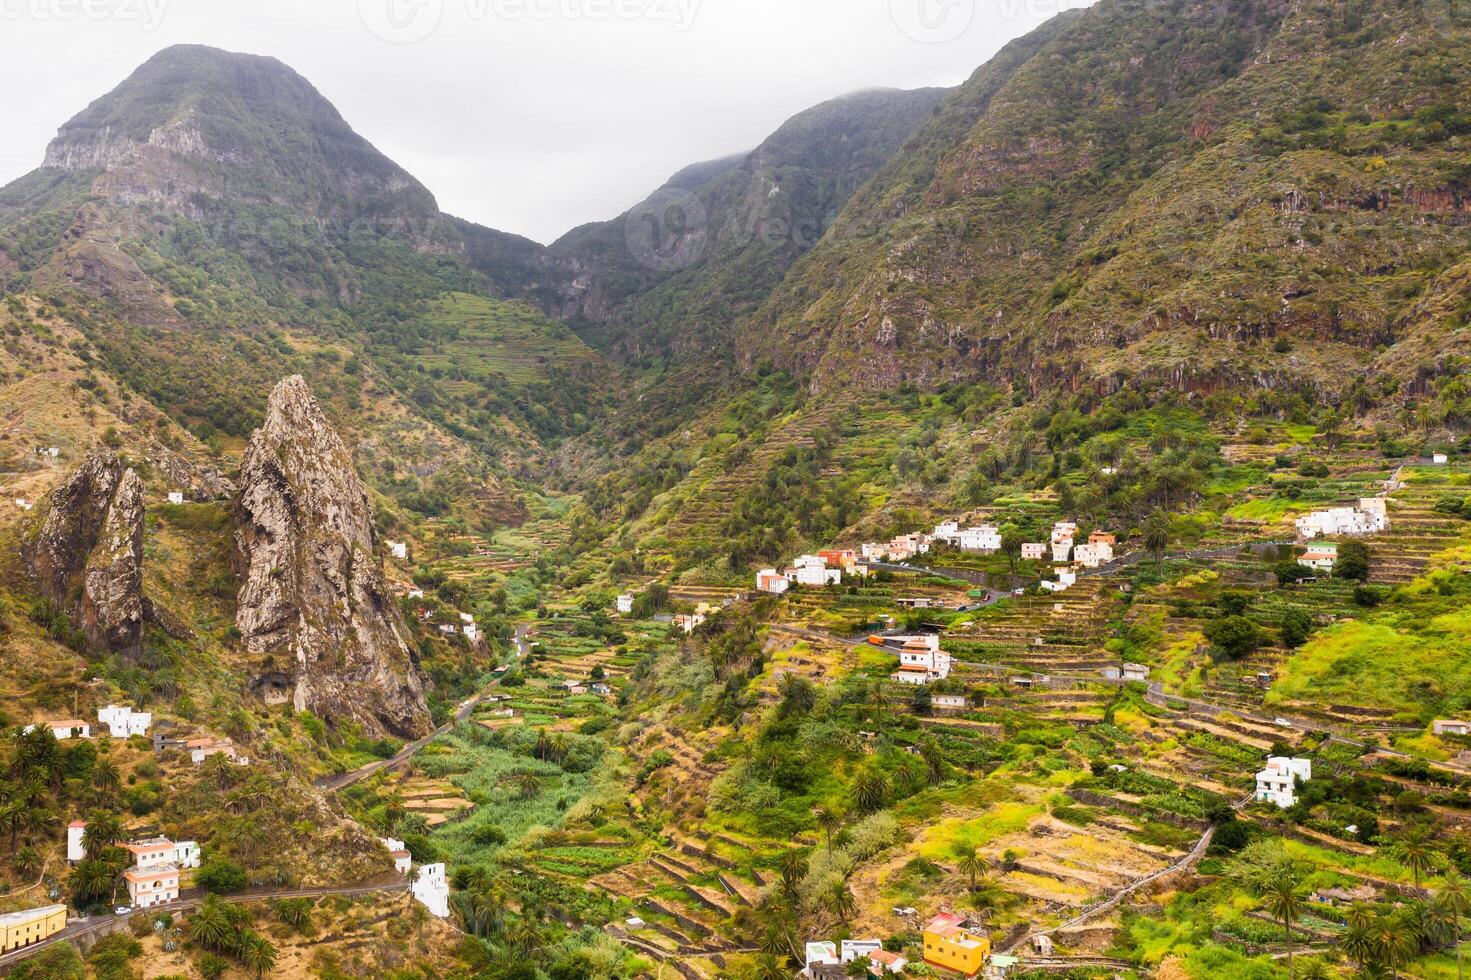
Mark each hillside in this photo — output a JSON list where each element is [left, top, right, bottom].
[[734, 0, 1471, 418]]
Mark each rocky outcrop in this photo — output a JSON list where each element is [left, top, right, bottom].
[[234, 376, 431, 739], [26, 451, 145, 656]]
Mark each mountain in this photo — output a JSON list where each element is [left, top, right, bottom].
[[734, 0, 1471, 411], [0, 45, 610, 529], [469, 87, 950, 365]]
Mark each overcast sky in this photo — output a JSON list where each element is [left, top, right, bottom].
[[0, 0, 1092, 243]]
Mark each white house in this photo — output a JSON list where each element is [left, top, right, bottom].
[[412, 863, 450, 918], [1041, 568, 1078, 594], [13, 498, 32, 511], [463, 624, 479, 642], [1051, 539, 1074, 563], [124, 865, 180, 909], [868, 950, 908, 974], [756, 569, 791, 595], [1255, 757, 1312, 808], [98, 704, 151, 739], [167, 491, 185, 505], [933, 694, 968, 712], [25, 720, 90, 740], [1433, 720, 1470, 737], [1073, 542, 1113, 568], [388, 541, 409, 561], [889, 635, 951, 685], [1296, 499, 1389, 539], [187, 737, 248, 766], [1122, 663, 1149, 683], [67, 820, 87, 864], [788, 555, 841, 587], [1433, 453, 1449, 465], [805, 941, 840, 974], [674, 613, 707, 635], [1300, 543, 1338, 572], [125, 837, 198, 871], [956, 525, 1002, 553], [841, 939, 884, 962], [616, 594, 635, 615], [381, 837, 413, 876], [1021, 543, 1047, 561]]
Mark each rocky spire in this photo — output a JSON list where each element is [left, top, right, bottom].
[[26, 451, 145, 656], [234, 376, 431, 739]]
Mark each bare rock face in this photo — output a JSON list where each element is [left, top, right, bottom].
[[235, 376, 431, 739], [26, 451, 145, 656]]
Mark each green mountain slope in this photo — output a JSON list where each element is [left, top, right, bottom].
[[735, 0, 1471, 420]]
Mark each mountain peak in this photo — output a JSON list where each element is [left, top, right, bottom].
[[42, 44, 440, 231]]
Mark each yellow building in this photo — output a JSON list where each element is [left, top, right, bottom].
[[0, 903, 67, 952], [922, 912, 990, 976]]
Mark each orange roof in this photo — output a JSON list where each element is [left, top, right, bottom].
[[68, 820, 87, 828], [124, 866, 179, 882]]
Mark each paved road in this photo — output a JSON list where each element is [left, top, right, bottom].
[[0, 881, 410, 969], [317, 624, 531, 792]]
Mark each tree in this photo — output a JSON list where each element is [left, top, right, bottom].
[[92, 758, 121, 795], [1144, 511, 1170, 572], [1281, 608, 1314, 649], [1205, 616, 1263, 662], [853, 767, 890, 813], [813, 805, 842, 852], [1334, 540, 1371, 582], [196, 857, 247, 894], [239, 933, 278, 979], [1276, 560, 1315, 587], [82, 810, 123, 858], [751, 952, 791, 980], [1261, 873, 1307, 980], [188, 895, 233, 951], [1436, 873, 1469, 980], [826, 879, 857, 926], [1390, 823, 1442, 890], [778, 674, 817, 719], [953, 842, 987, 891], [1001, 529, 1024, 572], [1369, 907, 1420, 978], [866, 680, 892, 732]]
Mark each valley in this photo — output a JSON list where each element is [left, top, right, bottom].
[[1, 2, 1471, 979]]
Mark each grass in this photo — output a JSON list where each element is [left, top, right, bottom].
[[1269, 617, 1471, 718], [915, 802, 1044, 859]]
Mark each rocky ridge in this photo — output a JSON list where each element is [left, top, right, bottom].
[[25, 451, 146, 657], [234, 375, 431, 739]]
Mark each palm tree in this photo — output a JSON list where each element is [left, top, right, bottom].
[[813, 805, 841, 852], [1437, 873, 1470, 980], [1390, 824, 1441, 890], [953, 842, 987, 891], [866, 680, 892, 732], [508, 772, 541, 801], [13, 845, 39, 877], [825, 879, 857, 927], [1295, 959, 1336, 980], [777, 850, 805, 908], [1261, 874, 1307, 979], [1144, 510, 1170, 572], [92, 758, 121, 795], [1339, 909, 1378, 975], [239, 933, 278, 978], [189, 894, 234, 951], [1370, 908, 1420, 979], [853, 767, 889, 813], [82, 810, 123, 859], [751, 952, 791, 980]]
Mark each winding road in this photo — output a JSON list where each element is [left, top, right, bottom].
[[0, 881, 410, 970], [318, 624, 532, 792]]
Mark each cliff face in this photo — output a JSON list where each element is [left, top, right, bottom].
[[26, 451, 145, 656], [234, 376, 431, 739]]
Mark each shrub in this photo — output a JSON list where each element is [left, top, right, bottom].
[[195, 858, 247, 894], [1205, 616, 1263, 661]]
